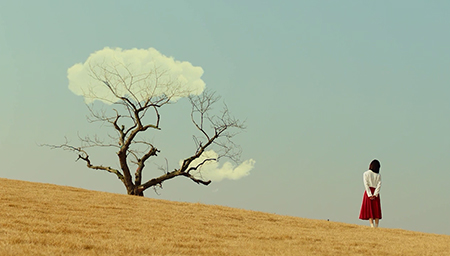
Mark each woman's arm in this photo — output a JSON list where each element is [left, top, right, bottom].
[[363, 172, 373, 197], [373, 174, 382, 197]]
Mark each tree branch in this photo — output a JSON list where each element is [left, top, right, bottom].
[[186, 158, 216, 174], [138, 168, 211, 192], [41, 142, 125, 183], [77, 154, 125, 183], [181, 172, 211, 185], [135, 145, 160, 186]]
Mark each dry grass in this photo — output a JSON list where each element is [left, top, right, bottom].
[[0, 178, 448, 255]]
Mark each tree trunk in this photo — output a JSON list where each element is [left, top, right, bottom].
[[126, 185, 144, 196]]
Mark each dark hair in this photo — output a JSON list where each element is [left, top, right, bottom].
[[369, 159, 381, 173]]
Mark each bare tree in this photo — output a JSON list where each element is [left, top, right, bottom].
[[45, 62, 245, 196]]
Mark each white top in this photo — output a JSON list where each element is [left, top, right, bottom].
[[363, 170, 381, 197]]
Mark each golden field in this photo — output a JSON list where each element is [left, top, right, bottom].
[[0, 178, 449, 256]]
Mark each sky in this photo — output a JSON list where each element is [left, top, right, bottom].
[[1, 0, 449, 235]]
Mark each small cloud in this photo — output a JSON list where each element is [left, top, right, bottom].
[[67, 47, 205, 104], [181, 150, 256, 182]]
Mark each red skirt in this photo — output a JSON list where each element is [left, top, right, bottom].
[[359, 187, 382, 220]]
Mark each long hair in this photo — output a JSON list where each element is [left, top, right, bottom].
[[369, 159, 381, 173]]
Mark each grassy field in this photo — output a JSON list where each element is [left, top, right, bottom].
[[0, 178, 449, 255]]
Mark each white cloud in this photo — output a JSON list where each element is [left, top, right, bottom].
[[182, 150, 256, 182], [67, 47, 205, 104]]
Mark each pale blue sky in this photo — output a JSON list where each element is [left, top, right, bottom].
[[1, 1, 450, 235]]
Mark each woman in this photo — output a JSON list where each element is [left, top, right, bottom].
[[359, 159, 382, 228]]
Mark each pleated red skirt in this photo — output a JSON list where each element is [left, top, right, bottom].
[[359, 187, 382, 220]]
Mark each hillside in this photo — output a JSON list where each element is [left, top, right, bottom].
[[0, 178, 449, 256]]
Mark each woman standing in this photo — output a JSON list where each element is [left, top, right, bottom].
[[359, 159, 382, 228]]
